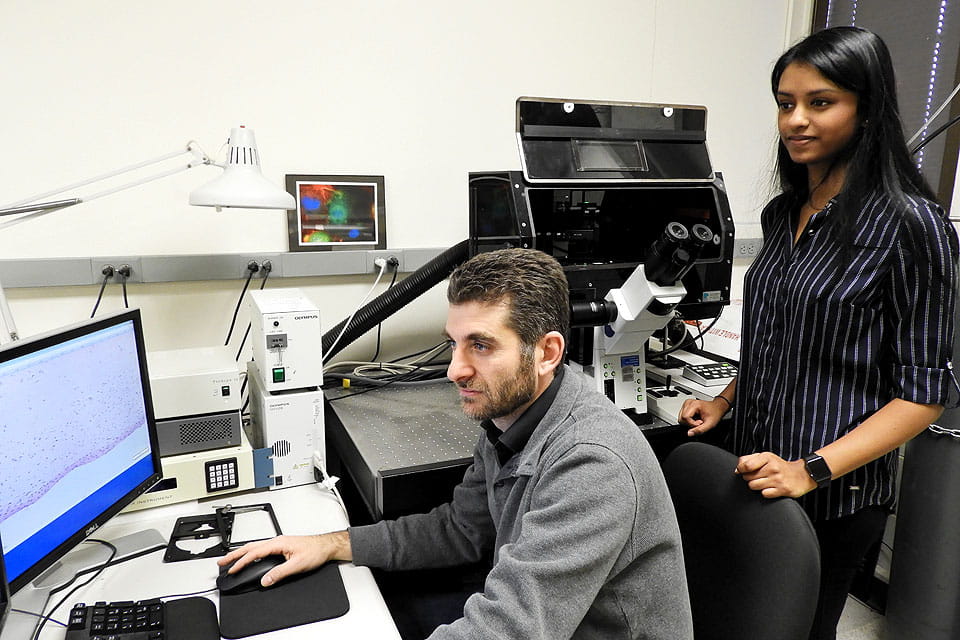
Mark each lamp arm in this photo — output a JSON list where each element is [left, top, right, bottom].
[[0, 198, 82, 218], [0, 142, 212, 231], [0, 142, 210, 211], [82, 158, 205, 204]]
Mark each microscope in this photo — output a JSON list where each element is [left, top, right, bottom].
[[571, 221, 715, 417], [469, 97, 736, 426]]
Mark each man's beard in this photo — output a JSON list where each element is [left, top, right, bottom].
[[458, 352, 537, 421]]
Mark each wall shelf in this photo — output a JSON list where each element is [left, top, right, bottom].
[[0, 247, 450, 288]]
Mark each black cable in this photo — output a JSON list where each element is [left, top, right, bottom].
[[90, 277, 109, 318], [10, 608, 67, 627], [32, 539, 118, 640], [89, 267, 114, 318], [120, 275, 129, 308], [225, 262, 258, 346], [235, 263, 272, 361], [117, 265, 131, 309], [693, 313, 723, 346], [158, 586, 218, 600], [370, 268, 400, 363], [910, 112, 960, 155], [651, 310, 724, 360], [235, 325, 252, 362]]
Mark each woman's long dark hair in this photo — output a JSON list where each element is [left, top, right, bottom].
[[772, 26, 937, 245]]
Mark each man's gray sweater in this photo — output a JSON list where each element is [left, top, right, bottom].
[[350, 366, 694, 639]]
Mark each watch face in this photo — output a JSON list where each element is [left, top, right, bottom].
[[804, 455, 832, 487]]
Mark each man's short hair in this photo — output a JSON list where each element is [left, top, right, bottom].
[[447, 248, 570, 348]]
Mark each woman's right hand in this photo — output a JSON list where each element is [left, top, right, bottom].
[[679, 397, 730, 437]]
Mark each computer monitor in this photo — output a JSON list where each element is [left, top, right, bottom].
[[0, 309, 161, 602]]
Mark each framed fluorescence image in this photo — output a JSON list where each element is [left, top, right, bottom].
[[286, 174, 386, 251]]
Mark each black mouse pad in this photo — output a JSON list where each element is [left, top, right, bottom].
[[218, 563, 350, 638]]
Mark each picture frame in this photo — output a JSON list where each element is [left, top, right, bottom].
[[285, 174, 386, 251]]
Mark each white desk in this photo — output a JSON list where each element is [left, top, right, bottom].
[[16, 483, 400, 639]]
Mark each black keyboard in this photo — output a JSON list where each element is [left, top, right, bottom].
[[66, 597, 219, 640]]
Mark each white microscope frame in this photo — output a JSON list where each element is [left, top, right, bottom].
[[588, 263, 685, 414]]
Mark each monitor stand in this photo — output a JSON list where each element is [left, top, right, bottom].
[[1, 529, 165, 640]]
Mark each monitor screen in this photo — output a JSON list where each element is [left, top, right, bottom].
[[0, 309, 161, 593]]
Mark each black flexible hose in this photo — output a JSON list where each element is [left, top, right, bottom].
[[321, 239, 470, 362]]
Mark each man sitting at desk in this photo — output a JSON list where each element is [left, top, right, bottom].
[[220, 248, 693, 640]]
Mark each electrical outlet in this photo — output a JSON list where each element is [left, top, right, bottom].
[[734, 238, 763, 258], [91, 257, 142, 282], [238, 254, 281, 278], [368, 250, 402, 272]]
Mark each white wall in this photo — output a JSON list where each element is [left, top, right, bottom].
[[0, 0, 810, 359]]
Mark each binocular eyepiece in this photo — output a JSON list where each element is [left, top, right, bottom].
[[568, 221, 714, 328], [645, 222, 713, 287]]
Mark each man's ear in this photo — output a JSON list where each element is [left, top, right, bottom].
[[537, 331, 566, 375]]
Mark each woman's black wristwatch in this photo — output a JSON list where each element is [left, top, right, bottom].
[[802, 453, 832, 489]]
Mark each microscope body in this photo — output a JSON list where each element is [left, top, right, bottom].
[[588, 265, 686, 415], [469, 97, 736, 424]]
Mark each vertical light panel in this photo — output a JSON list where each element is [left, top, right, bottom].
[[824, 0, 857, 27], [916, 0, 949, 170]]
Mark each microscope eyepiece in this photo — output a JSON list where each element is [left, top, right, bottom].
[[689, 223, 714, 247], [647, 222, 694, 286]]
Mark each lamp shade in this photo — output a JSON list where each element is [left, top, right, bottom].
[[189, 126, 295, 210]]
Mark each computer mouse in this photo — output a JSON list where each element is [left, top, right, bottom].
[[217, 554, 286, 595]]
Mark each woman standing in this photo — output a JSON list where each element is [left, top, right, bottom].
[[680, 26, 958, 640]]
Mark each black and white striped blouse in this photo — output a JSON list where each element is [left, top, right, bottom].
[[731, 191, 959, 521]]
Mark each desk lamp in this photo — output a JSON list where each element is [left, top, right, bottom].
[[0, 126, 294, 345]]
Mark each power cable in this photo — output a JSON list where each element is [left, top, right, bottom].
[[89, 266, 115, 318], [225, 261, 259, 346], [323, 261, 389, 365], [117, 264, 131, 309], [235, 261, 272, 362], [31, 539, 118, 640], [370, 267, 399, 363]]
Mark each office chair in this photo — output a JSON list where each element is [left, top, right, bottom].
[[662, 442, 820, 640]]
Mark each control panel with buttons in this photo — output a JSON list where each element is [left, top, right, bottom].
[[205, 457, 240, 492], [682, 362, 737, 387], [592, 351, 647, 416]]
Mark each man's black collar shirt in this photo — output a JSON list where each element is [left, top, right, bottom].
[[482, 367, 565, 466]]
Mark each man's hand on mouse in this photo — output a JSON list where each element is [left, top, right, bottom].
[[218, 531, 353, 588]]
